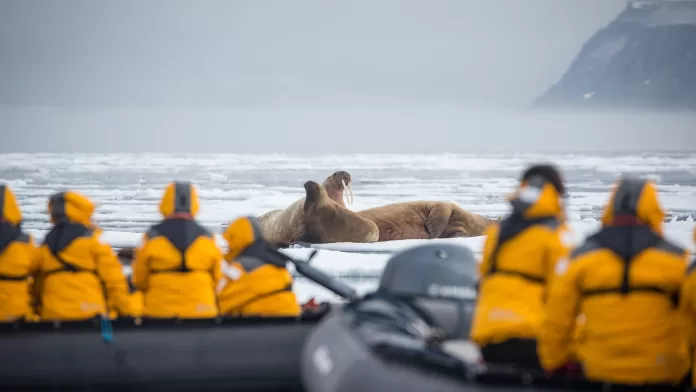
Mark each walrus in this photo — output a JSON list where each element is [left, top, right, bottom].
[[257, 171, 354, 246], [301, 180, 380, 244], [357, 201, 494, 241]]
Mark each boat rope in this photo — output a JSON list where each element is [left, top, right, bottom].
[[100, 315, 114, 343]]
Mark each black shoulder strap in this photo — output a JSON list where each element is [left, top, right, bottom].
[[149, 220, 212, 274], [580, 232, 680, 307], [0, 273, 28, 281], [485, 216, 558, 283], [607, 231, 660, 296], [43, 223, 96, 275], [0, 222, 25, 256], [0, 230, 32, 281]]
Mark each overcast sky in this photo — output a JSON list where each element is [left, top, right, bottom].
[[1, 0, 693, 153]]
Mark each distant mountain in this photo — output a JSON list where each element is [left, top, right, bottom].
[[535, 0, 696, 111]]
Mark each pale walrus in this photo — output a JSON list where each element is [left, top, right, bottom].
[[257, 171, 354, 246], [301, 180, 379, 244], [357, 201, 493, 241]]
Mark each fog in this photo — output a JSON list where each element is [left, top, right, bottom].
[[1, 0, 693, 153]]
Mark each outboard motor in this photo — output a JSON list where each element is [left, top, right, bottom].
[[300, 243, 482, 392]]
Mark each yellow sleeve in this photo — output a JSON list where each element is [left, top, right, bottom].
[[31, 239, 45, 273], [544, 225, 573, 282], [210, 240, 223, 288], [93, 233, 133, 316], [26, 237, 43, 318], [130, 233, 151, 291], [27, 236, 42, 276], [30, 244, 46, 307], [94, 234, 132, 314], [538, 256, 581, 370], [680, 261, 696, 355]]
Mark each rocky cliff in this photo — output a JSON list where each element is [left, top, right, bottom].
[[535, 0, 696, 111]]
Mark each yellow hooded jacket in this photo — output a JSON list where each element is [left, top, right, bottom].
[[539, 178, 690, 386], [470, 174, 572, 347], [679, 226, 696, 386], [131, 182, 222, 319], [217, 217, 300, 317], [0, 184, 39, 322], [35, 191, 134, 321]]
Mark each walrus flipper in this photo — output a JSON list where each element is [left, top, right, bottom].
[[424, 204, 451, 238], [296, 230, 324, 244], [302, 213, 330, 244], [441, 228, 470, 238]]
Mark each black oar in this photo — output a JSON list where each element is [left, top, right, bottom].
[[258, 246, 360, 301]]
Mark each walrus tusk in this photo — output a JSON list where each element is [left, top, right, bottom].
[[341, 179, 355, 205], [341, 179, 347, 204], [341, 180, 355, 204], [341, 179, 350, 204], [348, 182, 354, 204]]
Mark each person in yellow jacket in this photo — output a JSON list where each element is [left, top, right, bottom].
[[470, 163, 573, 369], [131, 181, 222, 319], [679, 225, 696, 387], [539, 177, 690, 387], [217, 216, 301, 317], [0, 184, 39, 322], [34, 190, 135, 320]]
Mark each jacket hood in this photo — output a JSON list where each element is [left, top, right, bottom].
[[600, 177, 664, 235], [0, 184, 21, 225], [48, 191, 95, 226], [159, 181, 200, 218], [221, 216, 278, 268], [222, 217, 258, 262], [508, 175, 563, 219]]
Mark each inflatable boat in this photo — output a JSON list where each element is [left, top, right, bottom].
[[6, 237, 677, 392], [300, 240, 486, 392], [299, 243, 689, 392], [0, 312, 328, 391], [0, 237, 353, 392], [299, 291, 584, 392]]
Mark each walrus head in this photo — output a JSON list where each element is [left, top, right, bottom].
[[304, 180, 325, 212], [322, 171, 354, 206]]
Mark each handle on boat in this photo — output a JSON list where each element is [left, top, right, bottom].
[[266, 247, 360, 301]]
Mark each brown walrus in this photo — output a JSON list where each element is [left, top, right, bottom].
[[357, 201, 494, 241], [257, 171, 354, 246], [301, 180, 379, 244]]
